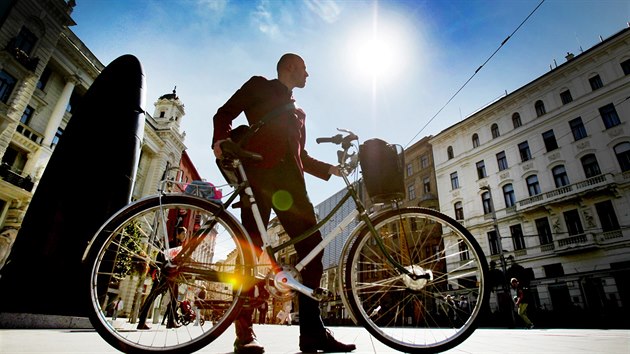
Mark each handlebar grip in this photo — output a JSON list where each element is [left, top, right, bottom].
[[316, 134, 343, 144]]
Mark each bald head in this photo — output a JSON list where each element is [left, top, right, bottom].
[[277, 53, 308, 90]]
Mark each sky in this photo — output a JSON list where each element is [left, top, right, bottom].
[[70, 0, 630, 205]]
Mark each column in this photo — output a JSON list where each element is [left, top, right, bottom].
[[42, 75, 80, 147]]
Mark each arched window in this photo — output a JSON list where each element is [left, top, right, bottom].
[[454, 201, 464, 220], [552, 165, 570, 187], [526, 175, 541, 196], [491, 124, 500, 139], [614, 142, 630, 172], [447, 146, 454, 160], [535, 100, 546, 117], [482, 192, 493, 214], [581, 154, 601, 178], [512, 112, 522, 128], [472, 134, 480, 148], [503, 184, 515, 208]]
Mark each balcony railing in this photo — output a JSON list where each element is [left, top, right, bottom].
[[537, 228, 627, 255], [517, 174, 613, 211], [0, 164, 34, 192]]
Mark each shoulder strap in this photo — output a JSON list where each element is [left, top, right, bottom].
[[238, 102, 296, 146]]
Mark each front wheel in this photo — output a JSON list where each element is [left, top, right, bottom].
[[343, 207, 489, 353], [84, 194, 254, 354]]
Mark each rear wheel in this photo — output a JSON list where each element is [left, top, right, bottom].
[[343, 207, 489, 353], [84, 195, 254, 354]]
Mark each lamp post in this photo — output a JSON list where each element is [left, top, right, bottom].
[[480, 185, 515, 327]]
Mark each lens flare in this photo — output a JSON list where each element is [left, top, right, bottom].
[[272, 190, 293, 211]]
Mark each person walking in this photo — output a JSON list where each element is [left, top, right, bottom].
[[213, 53, 355, 354], [511, 277, 534, 329]]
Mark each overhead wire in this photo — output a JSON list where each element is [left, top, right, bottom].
[[404, 0, 546, 149]]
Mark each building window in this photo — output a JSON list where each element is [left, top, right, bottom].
[[472, 133, 480, 148], [560, 89, 573, 105], [535, 100, 546, 117], [423, 176, 431, 193], [482, 191, 493, 214], [450, 172, 459, 190], [36, 66, 52, 91], [51, 127, 64, 148], [476, 160, 487, 179], [589, 74, 603, 90], [595, 200, 620, 232], [535, 217, 553, 245], [544, 263, 564, 277], [491, 123, 500, 139], [569, 117, 587, 141], [20, 105, 35, 125], [542, 130, 558, 152], [581, 154, 601, 178], [407, 163, 413, 177], [614, 142, 630, 172], [496, 151, 508, 171], [0, 70, 17, 103], [552, 165, 570, 187], [487, 231, 500, 255], [14, 26, 38, 55], [503, 183, 515, 208], [454, 201, 464, 220], [621, 58, 630, 75], [512, 112, 522, 128], [458, 239, 470, 261], [447, 146, 454, 160], [518, 141, 531, 162], [526, 175, 540, 196], [510, 224, 525, 250], [599, 103, 621, 129], [563, 209, 584, 236], [420, 155, 429, 169], [408, 184, 416, 200]]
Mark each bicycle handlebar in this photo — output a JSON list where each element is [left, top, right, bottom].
[[316, 129, 358, 148]]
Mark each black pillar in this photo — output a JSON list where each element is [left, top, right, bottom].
[[0, 54, 146, 317]]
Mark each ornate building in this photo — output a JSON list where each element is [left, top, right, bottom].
[[431, 26, 630, 328]]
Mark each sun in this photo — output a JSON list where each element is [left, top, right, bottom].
[[354, 37, 396, 77], [345, 13, 410, 84]]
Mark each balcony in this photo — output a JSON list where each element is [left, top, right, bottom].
[[517, 174, 614, 212], [0, 164, 34, 192], [3, 38, 39, 72], [537, 229, 627, 255]]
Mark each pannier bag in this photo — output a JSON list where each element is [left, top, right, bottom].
[[359, 138, 405, 203]]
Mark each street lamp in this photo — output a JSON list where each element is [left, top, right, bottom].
[[480, 185, 516, 327]]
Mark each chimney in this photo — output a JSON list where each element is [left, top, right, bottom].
[[565, 52, 575, 61]]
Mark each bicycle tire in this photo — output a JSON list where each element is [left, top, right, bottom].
[[343, 207, 489, 353], [84, 194, 254, 354]]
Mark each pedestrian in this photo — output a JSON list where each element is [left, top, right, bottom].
[[212, 53, 355, 354], [112, 298, 123, 321], [259, 301, 268, 324], [511, 277, 534, 329]]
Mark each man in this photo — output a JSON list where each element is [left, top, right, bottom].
[[511, 277, 534, 329], [213, 53, 355, 354]]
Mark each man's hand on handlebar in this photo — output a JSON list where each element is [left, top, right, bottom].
[[329, 165, 342, 177]]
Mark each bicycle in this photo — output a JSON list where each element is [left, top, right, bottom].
[[82, 128, 490, 354]]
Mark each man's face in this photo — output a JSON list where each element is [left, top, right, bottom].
[[292, 59, 309, 88]]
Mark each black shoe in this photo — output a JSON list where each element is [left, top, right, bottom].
[[234, 337, 265, 354], [299, 329, 356, 353], [136, 323, 150, 330], [166, 323, 181, 329]]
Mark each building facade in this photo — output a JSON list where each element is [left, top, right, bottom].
[[431, 26, 630, 328], [0, 0, 197, 273]]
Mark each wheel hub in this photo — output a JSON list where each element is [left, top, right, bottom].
[[402, 265, 433, 290]]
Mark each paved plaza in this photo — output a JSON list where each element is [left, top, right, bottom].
[[0, 324, 628, 353]]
